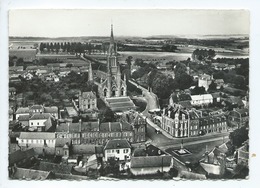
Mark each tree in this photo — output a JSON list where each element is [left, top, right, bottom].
[[191, 86, 206, 95], [229, 126, 249, 148], [152, 74, 175, 99], [208, 81, 217, 92], [125, 56, 133, 68], [134, 58, 146, 67], [102, 107, 115, 122], [174, 72, 193, 90]]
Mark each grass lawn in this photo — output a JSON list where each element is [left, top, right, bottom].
[[166, 138, 229, 164]]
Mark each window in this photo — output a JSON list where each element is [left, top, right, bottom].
[[31, 122, 33, 126], [37, 122, 39, 125], [124, 149, 129, 153], [116, 150, 120, 154]]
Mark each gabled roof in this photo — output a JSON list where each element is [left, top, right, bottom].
[[56, 123, 69, 132], [16, 107, 29, 114], [104, 139, 131, 150], [131, 156, 172, 168], [44, 106, 58, 114], [55, 138, 71, 147], [18, 115, 30, 121], [81, 91, 96, 99], [19, 132, 56, 139], [81, 121, 99, 132]]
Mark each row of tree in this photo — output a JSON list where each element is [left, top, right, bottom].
[[192, 49, 216, 61], [39, 42, 111, 55]]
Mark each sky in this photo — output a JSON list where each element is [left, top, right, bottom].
[[9, 9, 250, 37]]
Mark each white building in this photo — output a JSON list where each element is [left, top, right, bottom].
[[29, 113, 53, 132], [104, 139, 131, 162], [191, 94, 213, 106], [198, 74, 213, 91], [17, 132, 56, 148]]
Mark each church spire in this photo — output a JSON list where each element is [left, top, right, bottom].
[[110, 24, 114, 44]]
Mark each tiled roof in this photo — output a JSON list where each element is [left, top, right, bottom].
[[19, 132, 56, 139], [55, 138, 71, 147], [81, 121, 99, 132], [191, 94, 213, 101], [81, 91, 96, 99], [131, 156, 172, 168], [56, 123, 69, 132], [44, 106, 58, 114], [30, 113, 52, 120], [30, 105, 44, 110], [16, 107, 29, 114], [104, 139, 131, 150], [18, 115, 30, 121]]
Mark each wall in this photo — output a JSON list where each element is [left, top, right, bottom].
[[104, 147, 131, 161], [130, 166, 171, 176]]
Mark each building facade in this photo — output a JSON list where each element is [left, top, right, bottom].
[[78, 91, 97, 112]]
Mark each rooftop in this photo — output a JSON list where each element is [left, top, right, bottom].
[[104, 139, 131, 150], [19, 132, 56, 140], [30, 113, 52, 120], [9, 148, 35, 166], [11, 167, 51, 180]]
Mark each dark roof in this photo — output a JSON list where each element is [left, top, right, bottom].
[[81, 121, 99, 132], [44, 106, 58, 114], [16, 107, 29, 114], [55, 138, 71, 147], [131, 156, 172, 168], [56, 123, 69, 132], [211, 93, 221, 98], [81, 91, 96, 99], [18, 115, 30, 121], [12, 168, 51, 180], [179, 101, 192, 108], [30, 105, 44, 110], [9, 148, 36, 166], [104, 139, 131, 150], [38, 161, 73, 174]]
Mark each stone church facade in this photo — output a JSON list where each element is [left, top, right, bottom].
[[93, 25, 127, 99]]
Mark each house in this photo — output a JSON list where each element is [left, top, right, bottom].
[[129, 112, 147, 143], [9, 167, 54, 180], [198, 74, 213, 91], [21, 72, 34, 80], [44, 106, 59, 119], [18, 115, 30, 127], [198, 113, 227, 135], [104, 139, 132, 162], [200, 146, 227, 176], [211, 93, 221, 103], [17, 132, 56, 155], [29, 113, 53, 132], [130, 156, 173, 176], [132, 144, 165, 157], [15, 107, 30, 119], [215, 79, 224, 89], [78, 91, 98, 112], [169, 92, 192, 107], [228, 108, 249, 128], [55, 138, 71, 158], [191, 94, 213, 106], [9, 87, 16, 98], [236, 140, 249, 165]]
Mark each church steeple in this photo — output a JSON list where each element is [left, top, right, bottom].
[[108, 24, 116, 56]]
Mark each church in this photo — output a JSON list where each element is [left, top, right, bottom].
[[90, 25, 136, 112]]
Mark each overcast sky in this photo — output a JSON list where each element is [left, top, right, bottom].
[[9, 9, 249, 37]]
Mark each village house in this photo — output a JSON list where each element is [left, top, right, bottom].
[[190, 94, 213, 106], [228, 108, 249, 128], [28, 113, 53, 132], [215, 79, 224, 89], [78, 91, 98, 112], [9, 167, 54, 180], [103, 139, 132, 162], [130, 155, 173, 176], [55, 138, 71, 158], [169, 92, 192, 108], [17, 132, 56, 155], [198, 74, 213, 91], [198, 113, 227, 135]]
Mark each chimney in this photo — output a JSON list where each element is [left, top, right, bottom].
[[79, 119, 82, 132], [67, 122, 70, 133]]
